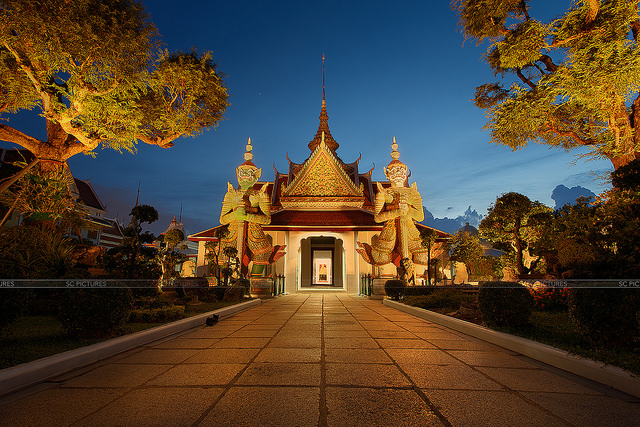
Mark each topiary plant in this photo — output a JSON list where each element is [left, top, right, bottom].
[[58, 288, 133, 337], [568, 287, 640, 350], [478, 281, 533, 328], [384, 279, 406, 300]]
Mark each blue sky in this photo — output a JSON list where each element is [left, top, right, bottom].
[[2, 1, 613, 235]]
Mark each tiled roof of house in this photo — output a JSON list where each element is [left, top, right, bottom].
[[73, 178, 105, 210], [266, 209, 379, 229]]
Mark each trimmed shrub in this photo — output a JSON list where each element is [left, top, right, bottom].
[[478, 281, 534, 328], [403, 286, 437, 297], [57, 288, 133, 337], [236, 278, 250, 295], [175, 277, 210, 301], [223, 286, 244, 302], [0, 290, 31, 333], [568, 287, 640, 349], [384, 280, 406, 300], [209, 286, 235, 301], [128, 305, 186, 323], [404, 289, 472, 311], [529, 286, 569, 311]]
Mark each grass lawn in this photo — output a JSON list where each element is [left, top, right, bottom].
[[0, 299, 247, 370], [403, 293, 640, 377], [494, 311, 640, 377]]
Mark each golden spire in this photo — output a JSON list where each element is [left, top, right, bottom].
[[308, 54, 339, 152]]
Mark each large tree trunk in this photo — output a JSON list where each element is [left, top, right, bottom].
[[610, 152, 640, 170]]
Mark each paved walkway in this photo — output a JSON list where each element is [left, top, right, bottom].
[[1, 294, 639, 426]]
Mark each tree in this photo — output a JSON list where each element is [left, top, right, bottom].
[[103, 204, 159, 280], [0, 0, 228, 172], [479, 192, 551, 275], [449, 230, 484, 278], [203, 225, 229, 285], [419, 228, 438, 284], [453, 0, 640, 169], [221, 246, 238, 285], [156, 228, 187, 285]]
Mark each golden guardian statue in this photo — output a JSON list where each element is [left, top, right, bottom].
[[219, 138, 285, 277], [357, 138, 429, 274]]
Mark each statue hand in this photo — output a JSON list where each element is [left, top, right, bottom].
[[234, 207, 246, 220]]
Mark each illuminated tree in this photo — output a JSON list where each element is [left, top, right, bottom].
[[204, 225, 229, 285], [453, 0, 640, 169], [0, 0, 228, 171], [104, 204, 159, 280], [419, 228, 438, 284], [157, 228, 187, 285], [479, 192, 552, 275], [449, 230, 484, 278]]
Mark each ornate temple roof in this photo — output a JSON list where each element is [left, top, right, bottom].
[[271, 88, 377, 212]]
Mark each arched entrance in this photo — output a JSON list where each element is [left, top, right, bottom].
[[298, 236, 344, 289]]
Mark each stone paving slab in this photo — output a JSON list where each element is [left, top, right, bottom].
[[1, 293, 639, 426]]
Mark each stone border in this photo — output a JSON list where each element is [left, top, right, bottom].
[[384, 299, 640, 398], [0, 299, 261, 398]]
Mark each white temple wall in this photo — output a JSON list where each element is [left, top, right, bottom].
[[282, 230, 359, 294]]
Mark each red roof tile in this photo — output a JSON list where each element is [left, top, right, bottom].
[[267, 209, 379, 229]]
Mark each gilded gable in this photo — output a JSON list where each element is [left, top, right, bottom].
[[279, 139, 364, 209]]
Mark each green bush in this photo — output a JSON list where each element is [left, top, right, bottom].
[[174, 277, 210, 300], [223, 286, 245, 302], [384, 280, 406, 300], [403, 286, 437, 297], [57, 288, 133, 337], [0, 290, 32, 333], [403, 289, 471, 311], [236, 278, 250, 295], [568, 287, 640, 350], [478, 281, 534, 328], [128, 305, 185, 323], [209, 286, 232, 301]]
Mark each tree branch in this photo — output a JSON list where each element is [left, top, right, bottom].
[[137, 134, 179, 148], [516, 69, 536, 89], [541, 120, 595, 147], [2, 41, 54, 114], [632, 19, 639, 42], [550, 27, 601, 48], [0, 124, 42, 151], [585, 0, 599, 25], [538, 55, 558, 73]]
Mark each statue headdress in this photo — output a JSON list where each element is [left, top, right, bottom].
[[237, 137, 261, 180]]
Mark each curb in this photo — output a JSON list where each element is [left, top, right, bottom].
[[384, 299, 640, 399], [0, 299, 261, 398]]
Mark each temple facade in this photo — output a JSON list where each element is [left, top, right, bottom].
[[188, 93, 450, 293]]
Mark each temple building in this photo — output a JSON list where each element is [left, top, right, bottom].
[[188, 90, 450, 293]]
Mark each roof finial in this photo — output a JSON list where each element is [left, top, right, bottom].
[[308, 55, 339, 152], [322, 53, 325, 102]]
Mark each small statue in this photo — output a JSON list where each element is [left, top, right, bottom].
[[219, 138, 285, 277], [357, 138, 429, 276]]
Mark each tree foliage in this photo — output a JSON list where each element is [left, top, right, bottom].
[[419, 228, 438, 284], [103, 204, 159, 280], [449, 229, 485, 277], [479, 192, 551, 275], [0, 0, 229, 165], [453, 0, 640, 169], [156, 227, 187, 284], [204, 225, 229, 285]]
